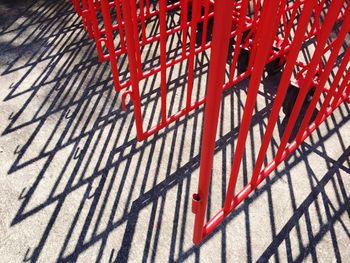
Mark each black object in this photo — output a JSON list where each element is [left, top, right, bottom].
[[282, 84, 315, 116], [265, 57, 285, 76]]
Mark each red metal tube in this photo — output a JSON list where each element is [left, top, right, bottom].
[[180, 0, 189, 58], [228, 0, 249, 80], [120, 0, 144, 141], [295, 5, 350, 143], [100, 0, 121, 90], [250, 0, 317, 185], [185, 0, 201, 109], [114, 0, 126, 50], [223, 0, 281, 213], [330, 69, 350, 110], [192, 0, 235, 245], [275, 0, 345, 161], [159, 0, 168, 124], [315, 47, 350, 125], [204, 91, 350, 239]]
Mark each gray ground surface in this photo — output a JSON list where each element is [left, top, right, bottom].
[[1, 0, 350, 262]]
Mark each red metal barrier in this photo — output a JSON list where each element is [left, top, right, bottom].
[[100, 0, 254, 140], [96, 0, 306, 140], [68, 0, 350, 245], [192, 0, 350, 245], [70, 0, 347, 141]]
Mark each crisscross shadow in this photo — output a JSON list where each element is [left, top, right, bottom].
[[1, 0, 349, 262]]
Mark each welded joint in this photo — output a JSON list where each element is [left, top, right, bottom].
[[292, 77, 319, 92]]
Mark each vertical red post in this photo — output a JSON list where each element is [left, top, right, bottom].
[[114, 0, 126, 50], [159, 0, 168, 124], [121, 0, 144, 141], [87, 0, 101, 40], [100, 0, 121, 90], [192, 0, 235, 245], [180, 0, 189, 58], [185, 0, 200, 109], [228, 0, 249, 80]]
